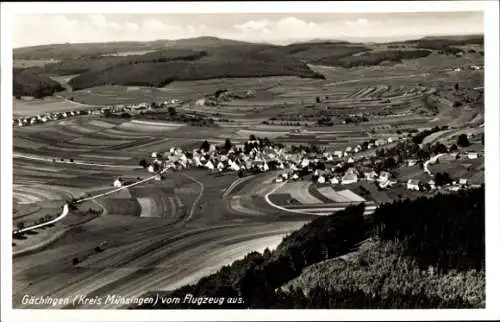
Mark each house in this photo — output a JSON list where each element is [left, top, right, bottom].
[[330, 177, 339, 185], [205, 160, 215, 171], [334, 151, 343, 158], [347, 157, 355, 164], [387, 137, 394, 144], [467, 152, 479, 159], [151, 152, 158, 158], [459, 178, 468, 185], [365, 171, 378, 182], [354, 147, 360, 153], [407, 179, 420, 191], [378, 171, 391, 183], [195, 98, 206, 106], [317, 176, 326, 184], [275, 177, 284, 183], [345, 146, 352, 153], [341, 172, 358, 185], [428, 180, 436, 190], [375, 139, 386, 147], [113, 178, 123, 188], [407, 159, 417, 167], [291, 173, 299, 180], [147, 165, 155, 173]]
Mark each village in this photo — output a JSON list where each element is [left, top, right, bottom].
[[105, 126, 482, 205]]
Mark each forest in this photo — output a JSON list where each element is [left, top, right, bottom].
[[135, 185, 485, 309]]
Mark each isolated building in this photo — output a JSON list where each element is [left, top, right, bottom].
[[407, 179, 420, 191], [467, 152, 479, 159], [113, 178, 123, 188]]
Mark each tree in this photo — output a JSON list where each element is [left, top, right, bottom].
[[454, 83, 460, 91], [72, 257, 80, 266], [249, 134, 257, 141], [139, 159, 148, 168], [457, 134, 470, 147], [224, 138, 232, 151], [168, 106, 177, 117], [449, 144, 458, 152], [316, 96, 321, 104], [434, 172, 453, 186], [200, 140, 210, 152], [16, 221, 25, 231]]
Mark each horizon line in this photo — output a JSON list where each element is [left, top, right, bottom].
[[12, 32, 485, 50]]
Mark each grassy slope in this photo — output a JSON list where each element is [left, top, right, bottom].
[[13, 35, 484, 98]]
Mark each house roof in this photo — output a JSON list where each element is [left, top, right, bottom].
[[408, 179, 420, 185]]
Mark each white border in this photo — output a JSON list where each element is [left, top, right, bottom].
[[1, 1, 499, 321]]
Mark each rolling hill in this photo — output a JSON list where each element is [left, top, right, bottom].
[[13, 35, 483, 96]]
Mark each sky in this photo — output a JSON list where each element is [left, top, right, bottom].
[[12, 12, 483, 48]]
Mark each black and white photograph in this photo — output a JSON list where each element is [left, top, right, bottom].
[[1, 1, 499, 321]]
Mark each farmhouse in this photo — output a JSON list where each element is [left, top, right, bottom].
[[407, 159, 417, 167], [378, 171, 391, 183], [113, 178, 123, 188], [428, 180, 436, 190], [365, 171, 378, 182], [407, 179, 420, 191], [459, 178, 468, 186], [467, 152, 479, 159], [341, 172, 358, 185]]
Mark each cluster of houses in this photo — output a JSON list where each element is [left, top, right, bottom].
[[13, 110, 85, 127], [12, 98, 181, 128], [116, 130, 479, 198], [452, 64, 483, 72]]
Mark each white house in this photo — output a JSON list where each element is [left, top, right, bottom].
[[387, 137, 394, 144], [195, 98, 206, 106], [330, 177, 340, 185], [365, 171, 378, 182], [407, 159, 417, 167], [345, 146, 353, 153], [113, 178, 123, 188], [347, 157, 355, 164], [317, 176, 326, 184], [467, 152, 479, 159], [291, 173, 299, 180], [151, 152, 158, 158], [342, 173, 358, 185], [334, 151, 343, 158], [378, 171, 391, 183], [205, 160, 215, 171], [147, 165, 155, 173], [276, 177, 284, 183], [428, 180, 436, 190], [459, 178, 468, 185], [407, 179, 420, 191]]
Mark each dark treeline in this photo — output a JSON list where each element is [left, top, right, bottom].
[[13, 70, 64, 98], [411, 125, 448, 145], [332, 50, 432, 68], [134, 185, 484, 309], [372, 186, 485, 273]]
